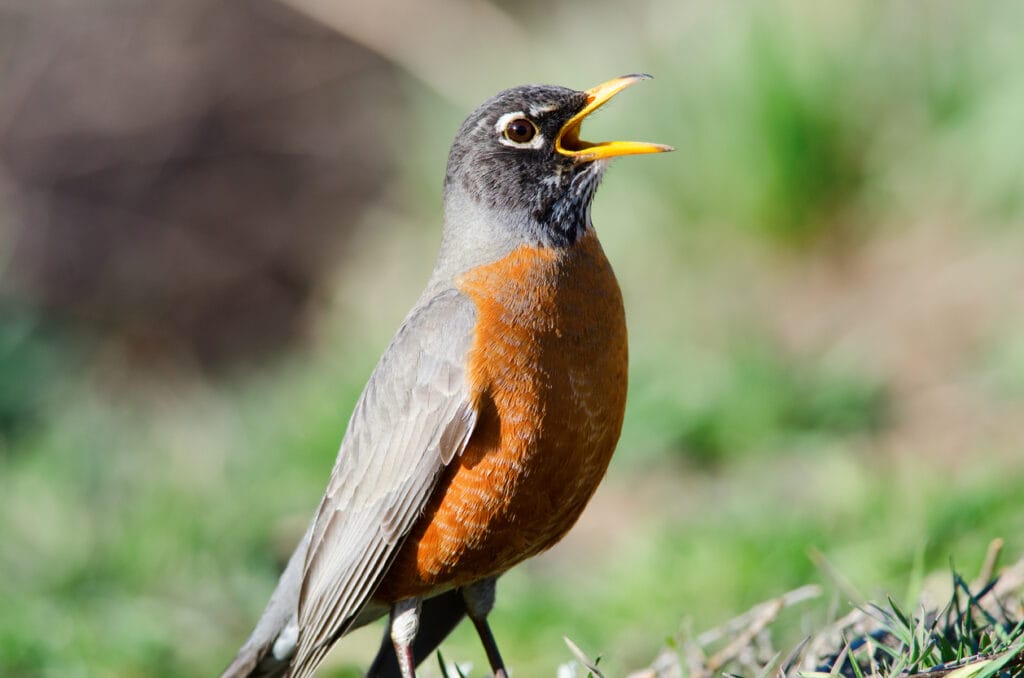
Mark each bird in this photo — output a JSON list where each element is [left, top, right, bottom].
[[222, 73, 672, 678]]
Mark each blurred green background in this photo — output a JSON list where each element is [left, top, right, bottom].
[[1, 1, 1023, 676]]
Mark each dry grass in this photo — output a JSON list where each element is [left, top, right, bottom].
[[608, 541, 1024, 678]]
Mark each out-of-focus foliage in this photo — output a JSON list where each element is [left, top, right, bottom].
[[671, 340, 888, 469], [642, 3, 1024, 247], [0, 306, 70, 443], [1, 1, 1022, 676]]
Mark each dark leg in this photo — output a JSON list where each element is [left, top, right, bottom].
[[462, 578, 508, 678], [388, 598, 421, 678]]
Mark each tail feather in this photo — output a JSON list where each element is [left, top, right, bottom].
[[220, 527, 310, 678], [222, 530, 470, 677]]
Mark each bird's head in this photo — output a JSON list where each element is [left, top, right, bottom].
[[441, 74, 672, 251]]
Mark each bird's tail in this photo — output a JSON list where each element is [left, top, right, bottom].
[[220, 527, 311, 678], [221, 529, 469, 677]]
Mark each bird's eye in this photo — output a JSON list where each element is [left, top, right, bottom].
[[503, 118, 537, 144]]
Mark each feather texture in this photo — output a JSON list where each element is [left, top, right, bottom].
[[286, 289, 479, 677]]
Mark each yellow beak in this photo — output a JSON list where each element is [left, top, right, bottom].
[[555, 74, 674, 161]]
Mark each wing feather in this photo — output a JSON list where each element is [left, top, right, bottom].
[[288, 288, 479, 676]]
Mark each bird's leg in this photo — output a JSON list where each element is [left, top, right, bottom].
[[389, 598, 422, 678], [462, 578, 508, 678]]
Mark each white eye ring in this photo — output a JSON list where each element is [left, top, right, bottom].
[[495, 111, 544, 149]]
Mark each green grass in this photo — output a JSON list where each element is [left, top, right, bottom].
[[4, 332, 1021, 676], [781, 564, 1024, 678], [668, 339, 887, 468], [3, 1, 1024, 676]]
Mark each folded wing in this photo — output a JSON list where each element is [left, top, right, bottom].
[[289, 289, 479, 677]]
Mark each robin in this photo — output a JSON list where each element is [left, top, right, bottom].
[[222, 74, 672, 678]]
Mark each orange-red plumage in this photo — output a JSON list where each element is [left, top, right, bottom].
[[223, 75, 671, 678], [375, 230, 628, 602]]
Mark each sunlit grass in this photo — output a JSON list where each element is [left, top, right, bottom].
[[2, 1, 1024, 676]]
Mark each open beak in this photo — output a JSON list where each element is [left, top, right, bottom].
[[555, 74, 674, 162]]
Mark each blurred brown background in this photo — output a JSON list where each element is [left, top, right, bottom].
[[1, 0, 398, 369], [1, 1, 1023, 677]]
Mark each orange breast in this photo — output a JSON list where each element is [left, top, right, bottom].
[[374, 230, 628, 602]]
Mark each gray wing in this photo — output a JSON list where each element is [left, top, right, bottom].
[[288, 288, 479, 676]]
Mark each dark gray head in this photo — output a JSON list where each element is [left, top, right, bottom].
[[441, 75, 672, 250]]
